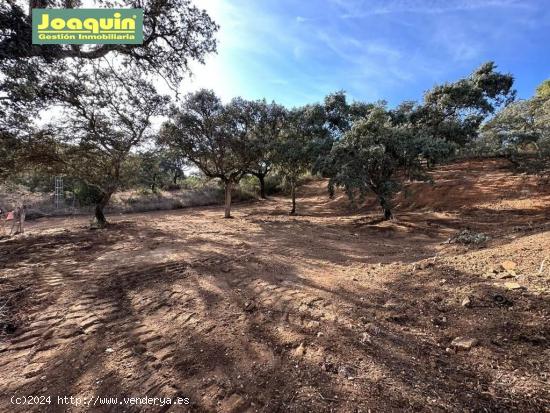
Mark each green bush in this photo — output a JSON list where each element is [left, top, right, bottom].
[[181, 175, 210, 190], [238, 174, 283, 197], [74, 182, 103, 206], [264, 175, 284, 196], [238, 175, 260, 195]]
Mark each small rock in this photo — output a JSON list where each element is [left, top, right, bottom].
[[450, 337, 478, 351], [365, 323, 381, 335], [105, 348, 114, 353], [306, 320, 320, 329], [40, 376, 46, 381], [3, 323, 16, 334], [133, 345, 146, 355], [461, 297, 471, 308], [504, 282, 523, 290], [417, 261, 434, 270], [383, 299, 400, 310], [294, 343, 306, 358], [337, 365, 355, 379], [432, 315, 447, 326], [490, 338, 502, 347], [360, 332, 371, 344], [243, 301, 256, 312], [497, 272, 515, 280], [500, 261, 517, 272]]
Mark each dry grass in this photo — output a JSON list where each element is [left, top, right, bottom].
[[1, 184, 257, 220]]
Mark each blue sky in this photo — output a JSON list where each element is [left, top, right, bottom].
[[186, 0, 550, 108]]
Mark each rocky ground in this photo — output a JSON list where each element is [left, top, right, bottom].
[[0, 159, 549, 412]]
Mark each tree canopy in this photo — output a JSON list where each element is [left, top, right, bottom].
[[417, 62, 515, 146], [273, 105, 326, 215], [33, 61, 169, 225], [328, 104, 455, 220], [0, 0, 218, 179], [0, 0, 218, 86], [481, 78, 550, 170], [159, 90, 260, 218], [245, 100, 286, 199]]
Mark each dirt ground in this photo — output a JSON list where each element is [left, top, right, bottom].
[[1, 159, 549, 413]]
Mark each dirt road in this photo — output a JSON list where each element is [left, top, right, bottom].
[[1, 160, 549, 412]]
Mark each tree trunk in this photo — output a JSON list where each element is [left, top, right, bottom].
[[290, 181, 296, 215], [224, 181, 232, 219], [258, 174, 267, 199], [94, 192, 112, 227], [378, 195, 393, 220]]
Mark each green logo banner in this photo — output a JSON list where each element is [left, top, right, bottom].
[[32, 9, 143, 45]]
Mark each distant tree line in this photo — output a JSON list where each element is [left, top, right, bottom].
[[1, 1, 548, 226]]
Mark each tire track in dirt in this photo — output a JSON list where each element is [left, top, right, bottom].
[[1, 260, 201, 407]]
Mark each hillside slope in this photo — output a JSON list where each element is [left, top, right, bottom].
[[0, 159, 549, 412]]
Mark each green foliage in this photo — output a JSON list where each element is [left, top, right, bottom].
[[481, 100, 539, 151], [535, 80, 550, 99], [12, 171, 53, 193], [273, 107, 318, 183], [314, 91, 376, 179], [0, 0, 218, 184], [74, 181, 104, 206], [131, 150, 187, 192], [239, 174, 283, 197], [328, 105, 454, 220], [323, 90, 375, 140], [449, 230, 490, 246], [0, 131, 22, 180], [419, 61, 515, 146], [271, 106, 327, 214], [244, 101, 287, 198], [262, 175, 284, 196], [160, 90, 254, 183], [480, 78, 550, 172], [32, 63, 169, 224], [0, 0, 218, 86], [180, 175, 211, 190], [160, 90, 278, 216], [328, 106, 400, 219]]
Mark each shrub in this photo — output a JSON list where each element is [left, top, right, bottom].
[[74, 182, 103, 206], [448, 230, 490, 246]]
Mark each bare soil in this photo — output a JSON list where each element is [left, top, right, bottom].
[[1, 159, 549, 412]]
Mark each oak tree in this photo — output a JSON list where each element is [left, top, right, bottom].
[[159, 90, 256, 218], [39, 61, 168, 226], [245, 100, 286, 199]]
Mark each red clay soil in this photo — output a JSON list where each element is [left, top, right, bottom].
[[0, 159, 549, 412]]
